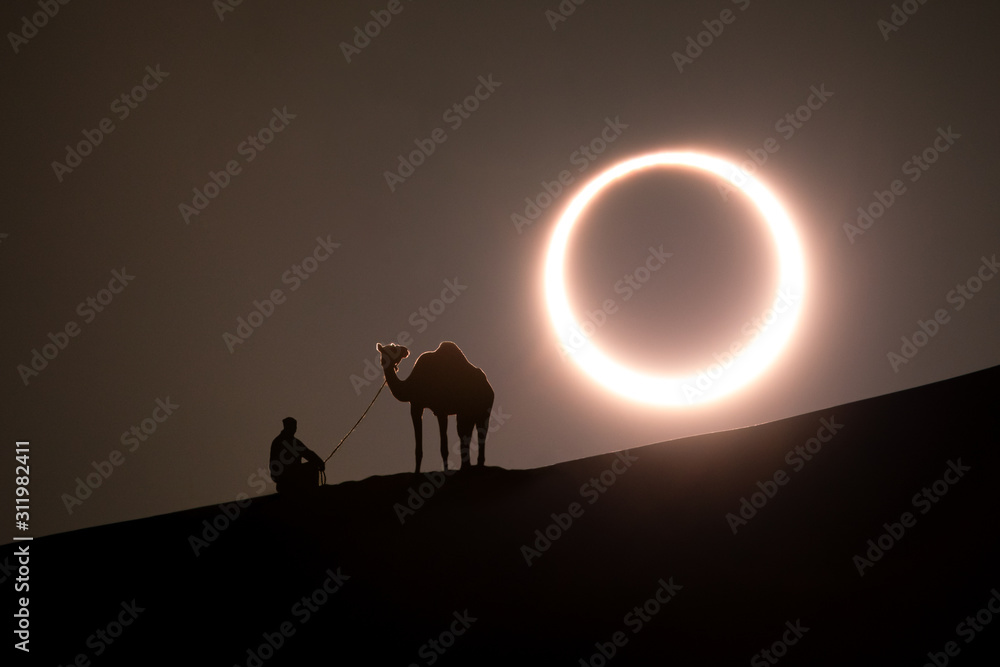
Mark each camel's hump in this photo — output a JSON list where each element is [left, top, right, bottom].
[[412, 341, 478, 375], [434, 341, 465, 358]]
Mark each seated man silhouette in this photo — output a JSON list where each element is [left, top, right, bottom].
[[269, 417, 325, 495]]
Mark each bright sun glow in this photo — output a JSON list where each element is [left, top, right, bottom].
[[544, 151, 806, 406]]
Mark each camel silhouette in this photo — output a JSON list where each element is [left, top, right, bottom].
[[377, 341, 494, 473]]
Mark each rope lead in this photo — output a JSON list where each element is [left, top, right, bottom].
[[319, 379, 388, 485]]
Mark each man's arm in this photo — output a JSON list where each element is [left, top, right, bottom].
[[300, 440, 326, 469]]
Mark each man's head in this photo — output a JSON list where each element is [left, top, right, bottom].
[[282, 417, 297, 435]]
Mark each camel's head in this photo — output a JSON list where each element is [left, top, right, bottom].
[[376, 343, 409, 371]]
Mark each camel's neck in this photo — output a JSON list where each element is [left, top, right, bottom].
[[382, 362, 411, 402]]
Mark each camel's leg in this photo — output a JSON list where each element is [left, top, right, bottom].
[[410, 404, 423, 473], [457, 413, 474, 469], [437, 413, 449, 471], [476, 412, 489, 466]]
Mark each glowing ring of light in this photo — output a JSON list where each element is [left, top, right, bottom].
[[544, 151, 805, 406]]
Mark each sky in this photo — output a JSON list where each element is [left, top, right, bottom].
[[2, 0, 998, 538]]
